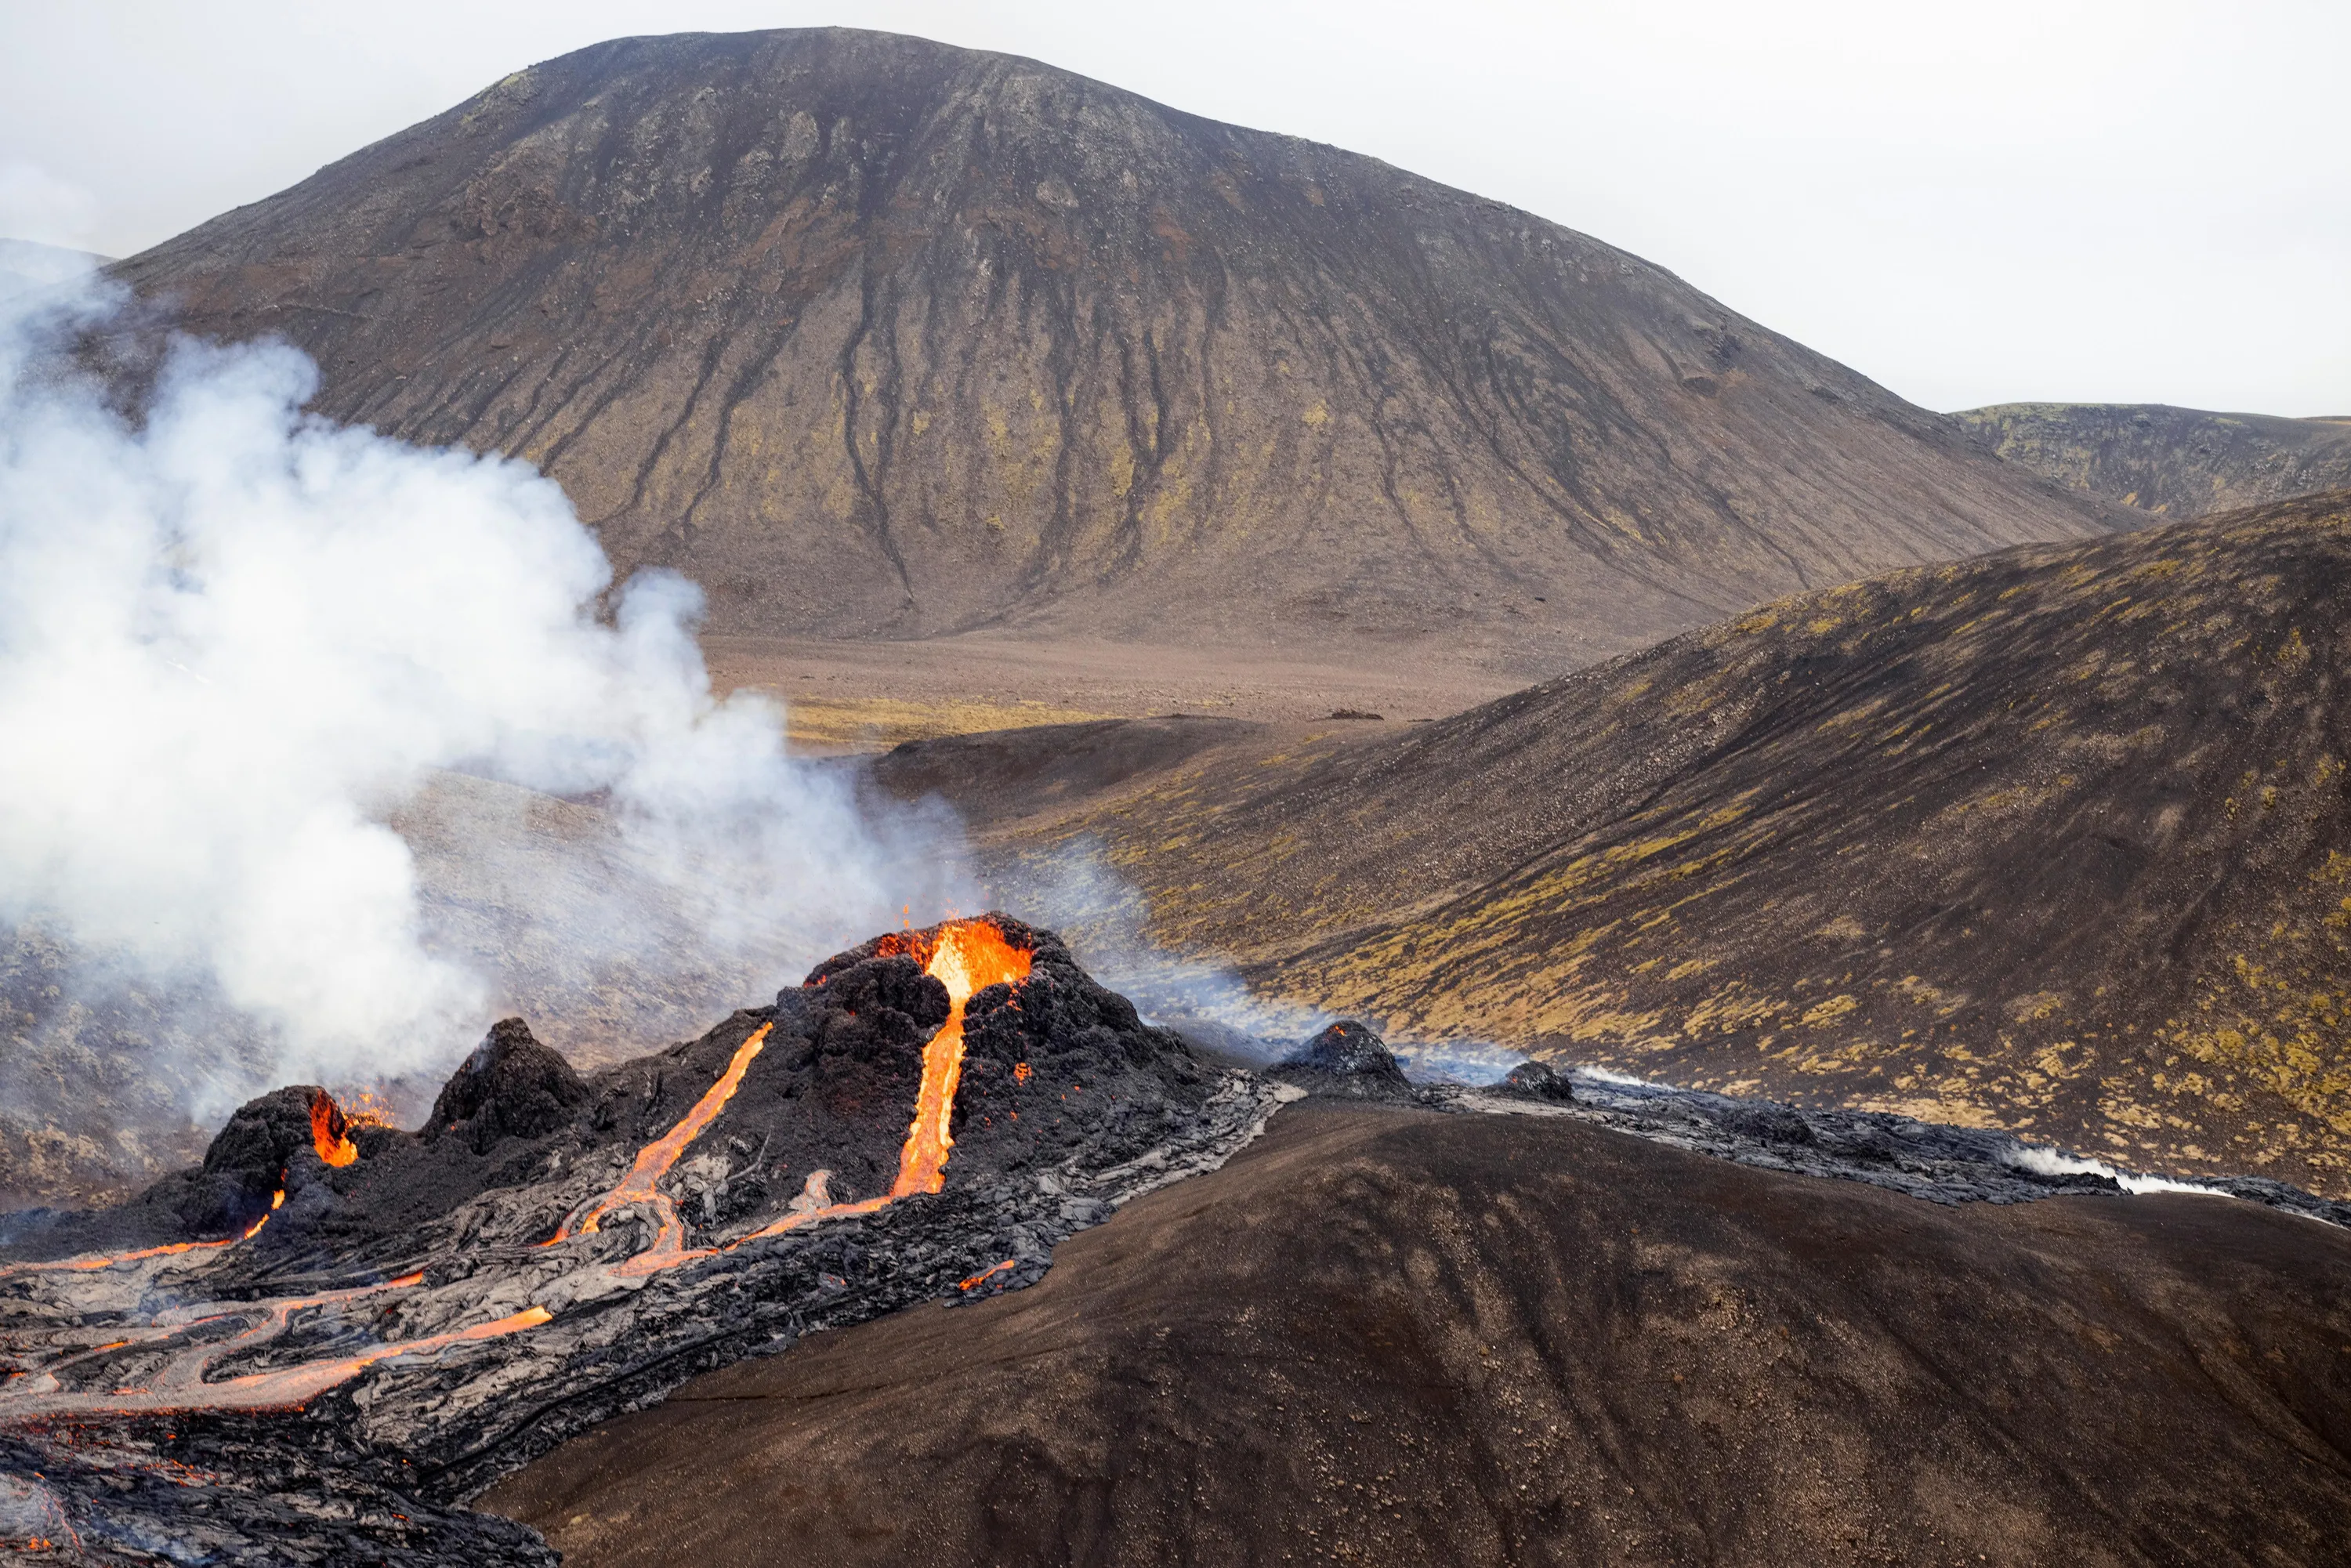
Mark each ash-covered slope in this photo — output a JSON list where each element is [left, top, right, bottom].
[[487, 1103, 2351, 1568], [0, 917, 1281, 1564], [1962, 401, 2351, 519], [107, 27, 2116, 668], [880, 492, 2351, 1193]]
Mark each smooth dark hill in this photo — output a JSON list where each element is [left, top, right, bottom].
[[484, 1101, 2351, 1567], [1962, 401, 2351, 520], [876, 491, 2351, 1194], [108, 27, 2116, 671]]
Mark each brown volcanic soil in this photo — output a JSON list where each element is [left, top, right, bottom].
[[710, 631, 1516, 751], [1962, 402, 2351, 521], [106, 27, 2117, 676], [871, 493, 2351, 1194], [484, 1101, 2351, 1566]]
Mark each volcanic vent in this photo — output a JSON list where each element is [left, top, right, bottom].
[[0, 917, 1281, 1564]]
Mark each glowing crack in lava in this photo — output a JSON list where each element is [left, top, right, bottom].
[[0, 919, 1036, 1421]]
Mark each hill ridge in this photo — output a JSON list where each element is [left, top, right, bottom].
[[110, 26, 2117, 672]]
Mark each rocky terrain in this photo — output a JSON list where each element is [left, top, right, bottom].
[[487, 1096, 2351, 1567], [1963, 400, 2351, 519], [0, 918, 1282, 1563], [102, 27, 2118, 675], [873, 491, 2351, 1195]]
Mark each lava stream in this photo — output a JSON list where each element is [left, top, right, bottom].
[[0, 1190, 283, 1282], [893, 919, 1033, 1197], [544, 1021, 771, 1276], [737, 918, 1034, 1244]]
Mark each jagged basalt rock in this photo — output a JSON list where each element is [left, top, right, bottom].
[[429, 1018, 592, 1153]]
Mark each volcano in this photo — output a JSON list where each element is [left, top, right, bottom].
[[101, 27, 2119, 672], [0, 918, 1281, 1563]]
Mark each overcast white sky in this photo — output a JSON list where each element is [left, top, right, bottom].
[[2, 1, 2343, 415]]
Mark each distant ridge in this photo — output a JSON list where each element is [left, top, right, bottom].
[[1962, 401, 2351, 520], [109, 27, 2117, 672]]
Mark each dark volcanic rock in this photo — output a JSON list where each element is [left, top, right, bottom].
[[484, 1103, 2351, 1568], [1273, 1019, 1415, 1101], [100, 29, 2115, 668], [429, 1017, 593, 1153], [1501, 1058, 1576, 1102]]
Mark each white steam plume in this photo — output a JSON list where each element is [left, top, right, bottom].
[[0, 279, 974, 1116]]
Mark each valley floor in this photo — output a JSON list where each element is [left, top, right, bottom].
[[706, 633, 1520, 753]]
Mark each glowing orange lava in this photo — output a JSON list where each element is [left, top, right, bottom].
[[957, 1258, 1016, 1291], [892, 919, 1032, 1197], [737, 918, 1033, 1244], [311, 1092, 359, 1168]]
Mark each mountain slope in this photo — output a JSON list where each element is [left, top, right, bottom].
[[487, 1103, 2351, 1567], [877, 492, 2351, 1194], [110, 27, 2117, 670], [1962, 401, 2351, 520]]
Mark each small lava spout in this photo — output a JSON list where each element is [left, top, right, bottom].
[[310, 1092, 360, 1168]]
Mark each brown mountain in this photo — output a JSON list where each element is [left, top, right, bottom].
[[110, 27, 2116, 672], [1962, 401, 2351, 520], [487, 1102, 2351, 1567], [875, 492, 2351, 1195]]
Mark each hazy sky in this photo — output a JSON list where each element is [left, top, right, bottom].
[[2, 1, 2343, 415]]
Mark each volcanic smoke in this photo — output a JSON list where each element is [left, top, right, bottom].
[[0, 275, 974, 1128]]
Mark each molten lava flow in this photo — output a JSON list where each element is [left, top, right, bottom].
[[0, 1273, 552, 1419], [543, 1023, 771, 1273], [891, 919, 1032, 1198], [310, 1092, 359, 1168], [0, 924, 1040, 1428], [335, 1089, 396, 1130]]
